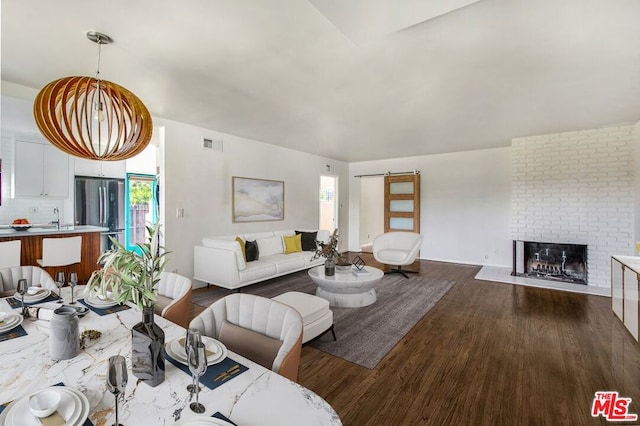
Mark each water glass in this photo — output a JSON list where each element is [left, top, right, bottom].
[[184, 328, 202, 393], [69, 272, 78, 304], [55, 272, 65, 303], [188, 342, 207, 413], [17, 279, 28, 316], [106, 355, 128, 426]]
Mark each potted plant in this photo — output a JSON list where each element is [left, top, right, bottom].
[[311, 229, 340, 276], [86, 222, 169, 387]]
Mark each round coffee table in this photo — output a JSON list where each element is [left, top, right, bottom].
[[308, 265, 384, 308]]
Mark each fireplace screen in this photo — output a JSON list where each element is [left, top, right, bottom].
[[514, 241, 587, 284]]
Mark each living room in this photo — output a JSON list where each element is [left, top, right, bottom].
[[1, 1, 640, 424]]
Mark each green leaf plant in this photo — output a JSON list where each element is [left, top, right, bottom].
[[86, 222, 169, 311]]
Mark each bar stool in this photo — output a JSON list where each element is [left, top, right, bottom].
[[37, 236, 82, 268], [0, 240, 21, 269]]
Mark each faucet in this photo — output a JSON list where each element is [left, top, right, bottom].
[[52, 207, 60, 230]]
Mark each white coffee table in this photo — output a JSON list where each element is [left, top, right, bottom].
[[308, 265, 384, 308]]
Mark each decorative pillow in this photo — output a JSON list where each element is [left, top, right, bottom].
[[245, 240, 259, 262], [283, 234, 302, 254], [296, 231, 318, 251], [256, 235, 284, 257], [219, 320, 282, 370], [235, 236, 246, 260]]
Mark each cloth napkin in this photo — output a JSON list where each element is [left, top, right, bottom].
[[0, 325, 27, 342], [165, 354, 248, 391], [78, 299, 131, 316]]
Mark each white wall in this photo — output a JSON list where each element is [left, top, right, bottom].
[[635, 121, 640, 251], [511, 126, 636, 288], [359, 176, 384, 247], [156, 117, 350, 285], [349, 147, 513, 267]]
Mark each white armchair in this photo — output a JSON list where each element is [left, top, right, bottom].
[[372, 232, 424, 278], [189, 293, 303, 382], [0, 266, 57, 294], [154, 272, 192, 328]]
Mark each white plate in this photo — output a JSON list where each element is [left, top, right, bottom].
[[84, 296, 118, 309], [0, 312, 24, 334], [13, 289, 51, 303], [166, 336, 227, 366], [4, 386, 89, 426], [174, 417, 235, 426]]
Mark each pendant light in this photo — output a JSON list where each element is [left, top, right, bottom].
[[33, 31, 152, 161]]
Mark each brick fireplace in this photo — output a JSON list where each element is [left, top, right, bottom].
[[510, 125, 635, 289], [512, 241, 587, 284]]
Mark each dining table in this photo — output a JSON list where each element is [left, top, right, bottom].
[[0, 286, 342, 425]]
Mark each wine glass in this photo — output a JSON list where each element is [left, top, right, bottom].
[[188, 342, 207, 413], [17, 279, 28, 316], [55, 272, 65, 303], [68, 272, 78, 304], [106, 355, 128, 426], [184, 328, 202, 393]]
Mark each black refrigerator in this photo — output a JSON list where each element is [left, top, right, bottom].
[[75, 176, 126, 253]]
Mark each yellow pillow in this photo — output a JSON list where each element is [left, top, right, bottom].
[[283, 234, 302, 254], [235, 236, 246, 260]]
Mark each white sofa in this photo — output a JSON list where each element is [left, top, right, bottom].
[[193, 229, 330, 290]]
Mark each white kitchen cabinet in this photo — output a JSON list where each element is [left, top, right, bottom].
[[74, 157, 126, 178], [611, 256, 640, 341], [14, 140, 68, 198]]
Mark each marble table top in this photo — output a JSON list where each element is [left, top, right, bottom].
[[0, 294, 341, 426]]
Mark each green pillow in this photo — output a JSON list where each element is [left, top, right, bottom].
[[235, 236, 246, 260], [283, 234, 302, 254]]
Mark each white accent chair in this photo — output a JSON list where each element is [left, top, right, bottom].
[[0, 266, 57, 294], [372, 232, 424, 278], [37, 236, 82, 267], [189, 293, 303, 382], [154, 272, 192, 328], [0, 240, 21, 269]]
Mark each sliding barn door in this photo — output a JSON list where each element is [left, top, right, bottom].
[[384, 173, 420, 233]]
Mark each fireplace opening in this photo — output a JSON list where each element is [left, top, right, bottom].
[[512, 241, 587, 285]]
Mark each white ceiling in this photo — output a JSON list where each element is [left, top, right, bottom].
[[2, 0, 639, 162]]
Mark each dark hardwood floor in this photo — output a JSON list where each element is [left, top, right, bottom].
[[189, 254, 640, 426]]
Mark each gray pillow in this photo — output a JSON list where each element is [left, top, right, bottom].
[[219, 320, 282, 370]]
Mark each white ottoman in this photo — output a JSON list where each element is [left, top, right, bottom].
[[272, 291, 336, 345]]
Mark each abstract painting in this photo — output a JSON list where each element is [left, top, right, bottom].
[[232, 177, 284, 222]]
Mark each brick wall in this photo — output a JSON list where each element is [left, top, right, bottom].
[[511, 125, 635, 288]]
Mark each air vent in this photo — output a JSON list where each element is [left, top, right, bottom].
[[202, 137, 223, 152]]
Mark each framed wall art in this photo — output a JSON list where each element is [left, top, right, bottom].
[[232, 176, 284, 222]]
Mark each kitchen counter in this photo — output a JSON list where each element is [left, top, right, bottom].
[[0, 227, 108, 284], [0, 225, 108, 237]]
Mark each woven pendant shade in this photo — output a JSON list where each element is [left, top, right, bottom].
[[33, 76, 153, 161]]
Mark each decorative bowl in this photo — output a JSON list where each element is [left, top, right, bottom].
[[11, 224, 31, 231], [335, 264, 352, 273], [29, 390, 61, 418]]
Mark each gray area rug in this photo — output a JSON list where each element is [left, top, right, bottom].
[[192, 270, 455, 369]]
